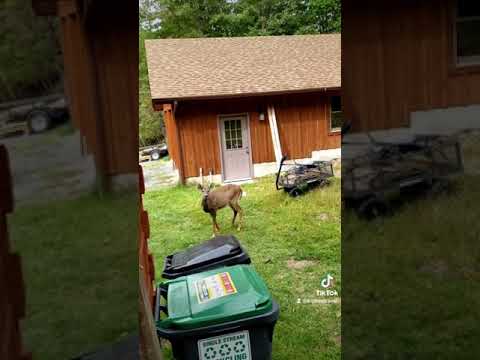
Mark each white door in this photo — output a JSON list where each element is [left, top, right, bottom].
[[219, 115, 252, 181]]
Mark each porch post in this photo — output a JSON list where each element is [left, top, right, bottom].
[[162, 104, 185, 184], [267, 105, 283, 165]]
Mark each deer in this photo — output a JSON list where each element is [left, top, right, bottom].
[[197, 182, 244, 235]]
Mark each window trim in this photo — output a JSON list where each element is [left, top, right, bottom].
[[452, 1, 480, 70], [329, 96, 342, 134]]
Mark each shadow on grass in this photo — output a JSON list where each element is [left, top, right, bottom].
[[342, 175, 480, 358], [9, 192, 138, 360]]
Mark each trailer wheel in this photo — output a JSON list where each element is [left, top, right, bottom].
[[320, 178, 331, 187], [150, 149, 161, 161], [430, 179, 449, 196], [27, 110, 51, 134], [289, 188, 303, 197], [357, 197, 388, 220]]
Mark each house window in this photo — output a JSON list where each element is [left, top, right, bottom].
[[330, 96, 342, 132], [455, 1, 480, 66]]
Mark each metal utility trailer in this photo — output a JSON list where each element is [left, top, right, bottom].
[[138, 143, 168, 162], [275, 155, 334, 196], [0, 94, 68, 138], [342, 131, 464, 219]]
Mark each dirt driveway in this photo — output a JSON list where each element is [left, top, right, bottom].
[[1, 125, 96, 206]]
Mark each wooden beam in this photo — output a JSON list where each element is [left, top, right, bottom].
[[163, 104, 185, 184], [0, 146, 13, 214], [0, 145, 31, 360]]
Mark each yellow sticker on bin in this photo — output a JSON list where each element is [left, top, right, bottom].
[[195, 272, 237, 304]]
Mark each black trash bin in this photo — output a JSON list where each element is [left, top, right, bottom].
[[156, 265, 279, 360], [162, 235, 251, 279]]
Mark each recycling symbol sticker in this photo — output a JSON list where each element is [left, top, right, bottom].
[[204, 347, 217, 359], [198, 330, 251, 360], [219, 344, 232, 356], [233, 341, 246, 353]]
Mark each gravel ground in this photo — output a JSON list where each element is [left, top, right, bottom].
[[140, 158, 178, 190]]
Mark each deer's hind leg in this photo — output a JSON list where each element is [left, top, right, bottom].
[[230, 202, 243, 231], [229, 204, 238, 226]]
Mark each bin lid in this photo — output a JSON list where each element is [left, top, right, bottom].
[[162, 235, 250, 279], [158, 265, 273, 330]]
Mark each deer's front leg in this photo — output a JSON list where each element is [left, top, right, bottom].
[[210, 211, 220, 235]]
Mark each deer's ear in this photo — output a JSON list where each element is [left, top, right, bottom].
[[197, 183, 203, 191], [208, 183, 215, 190]]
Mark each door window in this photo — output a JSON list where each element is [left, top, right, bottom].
[[224, 119, 243, 150]]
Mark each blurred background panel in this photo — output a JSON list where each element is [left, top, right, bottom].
[[342, 0, 480, 358], [1, 1, 139, 359]]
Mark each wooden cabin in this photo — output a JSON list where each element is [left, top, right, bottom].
[[146, 35, 341, 184], [32, 0, 138, 191], [343, 0, 480, 133]]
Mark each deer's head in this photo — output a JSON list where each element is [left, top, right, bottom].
[[197, 182, 214, 199]]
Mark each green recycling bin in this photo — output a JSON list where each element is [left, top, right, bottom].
[[155, 264, 279, 360]]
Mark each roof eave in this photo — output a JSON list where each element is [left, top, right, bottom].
[[151, 86, 341, 107]]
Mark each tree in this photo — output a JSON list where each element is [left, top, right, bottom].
[[0, 0, 62, 101], [153, 0, 235, 38], [149, 0, 341, 38], [139, 0, 162, 32], [139, 30, 164, 147]]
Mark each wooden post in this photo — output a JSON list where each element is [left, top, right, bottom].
[[268, 105, 283, 165], [139, 271, 163, 360], [138, 165, 163, 359], [0, 145, 31, 360], [56, 7, 111, 194], [163, 104, 185, 184]]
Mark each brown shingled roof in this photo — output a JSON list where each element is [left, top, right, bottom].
[[145, 34, 341, 102]]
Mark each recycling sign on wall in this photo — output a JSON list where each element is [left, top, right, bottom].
[[198, 330, 251, 360]]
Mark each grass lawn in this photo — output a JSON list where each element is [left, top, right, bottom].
[[9, 192, 138, 360], [143, 175, 341, 360], [342, 174, 480, 358]]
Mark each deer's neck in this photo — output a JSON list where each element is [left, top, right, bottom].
[[202, 195, 210, 212]]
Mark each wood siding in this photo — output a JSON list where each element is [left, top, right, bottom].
[[343, 0, 480, 131], [55, 1, 138, 178], [275, 92, 341, 159], [171, 91, 340, 178], [87, 2, 139, 175]]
